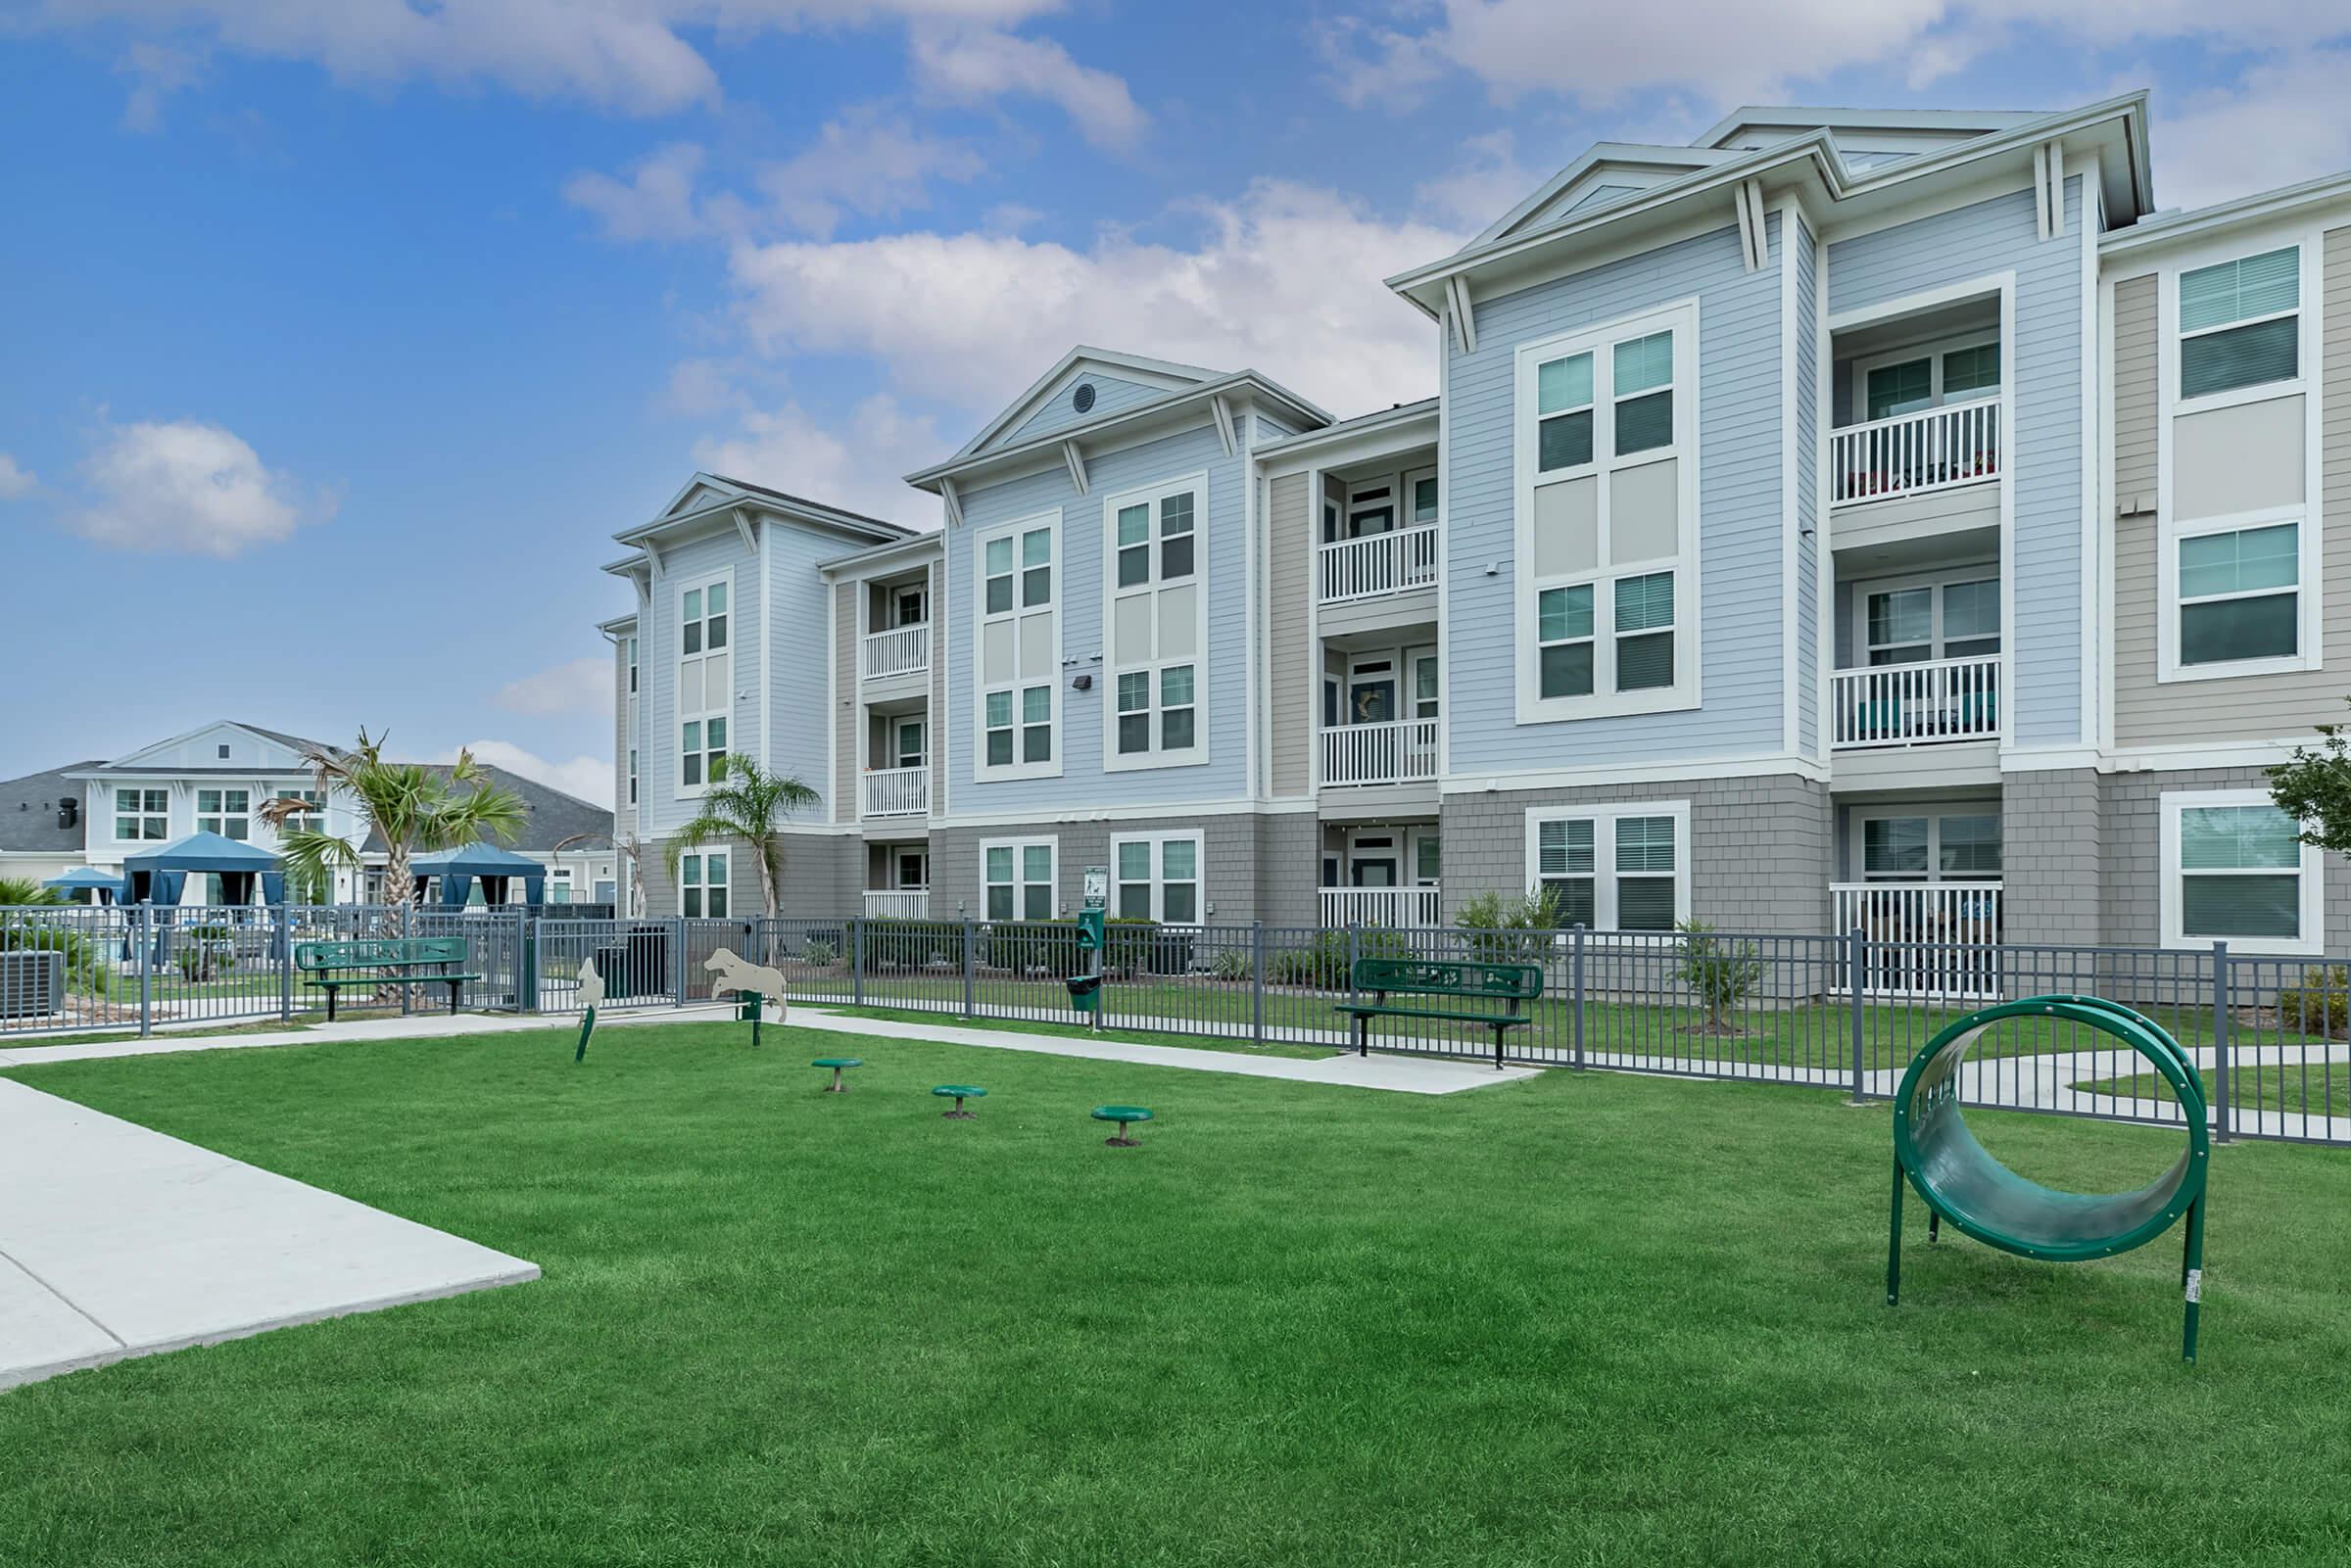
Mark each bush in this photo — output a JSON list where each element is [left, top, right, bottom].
[[801, 939, 839, 968], [1676, 919, 1764, 1032], [2276, 965, 2349, 1038], [1453, 886, 1570, 965], [858, 919, 967, 972], [980, 918, 1169, 976], [1207, 945, 1254, 983], [1269, 928, 1408, 990]]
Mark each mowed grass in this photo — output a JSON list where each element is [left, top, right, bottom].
[[5, 1023, 2351, 1567], [2076, 1060, 2351, 1115]]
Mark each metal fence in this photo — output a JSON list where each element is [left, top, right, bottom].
[[0, 903, 531, 1039], [8, 904, 2345, 1149]]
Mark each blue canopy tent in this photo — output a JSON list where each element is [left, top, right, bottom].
[[121, 831, 286, 907], [412, 842, 547, 907], [43, 868, 127, 905]]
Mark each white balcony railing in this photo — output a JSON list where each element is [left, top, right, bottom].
[[1831, 881, 2004, 998], [862, 888, 931, 920], [1830, 654, 2001, 749], [1319, 525, 1438, 604], [862, 622, 930, 680], [1320, 885, 1442, 929], [1319, 717, 1440, 787], [1830, 397, 2000, 505], [861, 765, 929, 819]]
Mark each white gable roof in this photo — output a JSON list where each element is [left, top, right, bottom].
[[1469, 144, 1734, 249], [952, 346, 1226, 461]]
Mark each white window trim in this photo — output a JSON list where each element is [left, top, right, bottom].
[[1512, 298, 1703, 725], [1847, 330, 2001, 422], [1851, 807, 2004, 883], [973, 511, 1063, 784], [1109, 830, 1205, 925], [2158, 788, 2324, 957], [673, 566, 734, 800], [980, 834, 1059, 923], [678, 846, 731, 920], [1101, 472, 1211, 773], [195, 785, 253, 842], [2154, 231, 2324, 684], [1403, 465, 1440, 529], [1520, 800, 1693, 930], [112, 784, 169, 846], [2156, 502, 2318, 683], [1847, 565, 2003, 666]]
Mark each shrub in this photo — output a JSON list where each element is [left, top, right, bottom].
[[801, 939, 839, 968], [2276, 965, 2349, 1038], [980, 917, 1168, 976], [1676, 919, 1764, 1032], [1269, 928, 1408, 990], [858, 919, 967, 972], [1207, 944, 1254, 983], [1453, 886, 1570, 965]]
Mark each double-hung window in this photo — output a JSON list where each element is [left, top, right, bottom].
[[1516, 301, 1698, 721], [1111, 832, 1201, 924], [679, 849, 728, 918], [197, 788, 250, 841], [977, 515, 1059, 780], [983, 837, 1056, 922], [2161, 791, 2321, 955], [283, 788, 326, 836], [1524, 802, 1690, 931], [677, 574, 730, 793], [2179, 247, 2299, 402], [2176, 519, 2301, 668], [115, 787, 168, 842], [1104, 476, 1207, 769]]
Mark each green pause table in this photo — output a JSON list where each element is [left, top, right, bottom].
[[812, 1058, 862, 1093], [1091, 1105, 1153, 1148], [934, 1085, 986, 1119]]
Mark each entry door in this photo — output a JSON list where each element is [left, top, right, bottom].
[[895, 849, 928, 889], [1346, 485, 1395, 538], [1350, 834, 1398, 887], [1349, 660, 1396, 725], [895, 718, 925, 770]]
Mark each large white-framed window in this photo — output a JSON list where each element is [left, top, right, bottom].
[[1850, 334, 2001, 422], [1849, 570, 2002, 664], [1110, 831, 1202, 925], [1855, 811, 2002, 881], [1523, 800, 1692, 931], [2160, 506, 2314, 679], [2177, 245, 2300, 408], [975, 512, 1060, 783], [676, 570, 731, 796], [2159, 790, 2323, 956], [679, 848, 729, 919], [114, 786, 168, 843], [982, 836, 1057, 922], [196, 787, 250, 841], [282, 787, 327, 837], [1104, 473, 1208, 771], [1514, 299, 1701, 723]]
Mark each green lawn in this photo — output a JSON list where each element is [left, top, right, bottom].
[[5, 1022, 2350, 1566], [2076, 1061, 2351, 1116]]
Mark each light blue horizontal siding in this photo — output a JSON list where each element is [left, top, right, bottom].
[[947, 421, 1250, 816], [642, 527, 762, 837], [1794, 213, 1821, 754], [1827, 179, 2086, 747], [761, 525, 840, 814], [998, 372, 1167, 449], [1445, 215, 1787, 773]]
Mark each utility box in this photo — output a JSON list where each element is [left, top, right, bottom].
[[0, 949, 65, 1021]]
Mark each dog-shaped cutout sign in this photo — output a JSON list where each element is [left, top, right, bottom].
[[705, 948, 790, 1023]]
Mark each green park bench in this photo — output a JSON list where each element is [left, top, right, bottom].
[[293, 937, 480, 1022], [1335, 956, 1544, 1069]]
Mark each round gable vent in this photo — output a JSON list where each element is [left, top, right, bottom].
[[1072, 382, 1096, 413]]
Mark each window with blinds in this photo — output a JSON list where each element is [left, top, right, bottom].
[[2180, 246, 2299, 401]]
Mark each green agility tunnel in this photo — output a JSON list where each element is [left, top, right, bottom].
[[1887, 994, 2210, 1361]]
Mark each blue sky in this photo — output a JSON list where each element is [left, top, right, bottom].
[[5, 1, 2348, 798]]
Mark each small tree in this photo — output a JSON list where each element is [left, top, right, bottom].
[[259, 730, 526, 934], [2267, 701, 2351, 853], [1453, 885, 1569, 965], [1676, 919, 1763, 1034], [665, 756, 820, 921]]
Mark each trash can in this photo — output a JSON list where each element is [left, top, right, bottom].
[[1064, 973, 1102, 1014]]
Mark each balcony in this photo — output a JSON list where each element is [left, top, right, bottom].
[[1830, 398, 2000, 507], [1319, 525, 1438, 605], [1319, 718, 1439, 788], [862, 887, 930, 920], [1830, 654, 2001, 750], [1320, 885, 1441, 929], [1831, 881, 2003, 998], [862, 623, 930, 681], [861, 765, 928, 819]]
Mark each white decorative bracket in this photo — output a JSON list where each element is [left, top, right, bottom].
[[1063, 439, 1089, 496], [1210, 394, 1237, 456], [1444, 274, 1477, 355], [939, 476, 963, 528], [1737, 178, 1769, 271]]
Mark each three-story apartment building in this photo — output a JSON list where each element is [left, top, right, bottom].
[[603, 92, 2350, 964]]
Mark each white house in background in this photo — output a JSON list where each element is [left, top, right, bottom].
[[0, 720, 617, 906]]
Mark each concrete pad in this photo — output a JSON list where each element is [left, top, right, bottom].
[[0, 1078, 538, 1391]]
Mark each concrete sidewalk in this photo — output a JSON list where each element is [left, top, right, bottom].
[[0, 1077, 538, 1391]]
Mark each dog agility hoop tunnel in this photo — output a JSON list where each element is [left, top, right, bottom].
[[1887, 994, 2210, 1361]]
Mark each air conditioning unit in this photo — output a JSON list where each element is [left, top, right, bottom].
[[0, 949, 66, 1021]]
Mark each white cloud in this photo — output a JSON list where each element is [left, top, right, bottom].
[[692, 394, 944, 528], [909, 24, 1146, 149], [34, 2, 1118, 126], [726, 179, 1461, 418], [70, 419, 332, 557], [0, 454, 34, 499], [445, 740, 613, 810], [1414, 129, 1540, 230], [563, 141, 722, 242], [757, 112, 987, 238], [2154, 49, 2351, 210], [115, 39, 205, 132], [496, 657, 613, 717]]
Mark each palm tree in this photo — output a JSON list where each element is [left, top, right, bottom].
[[0, 877, 63, 908], [664, 755, 819, 920], [258, 730, 526, 932]]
